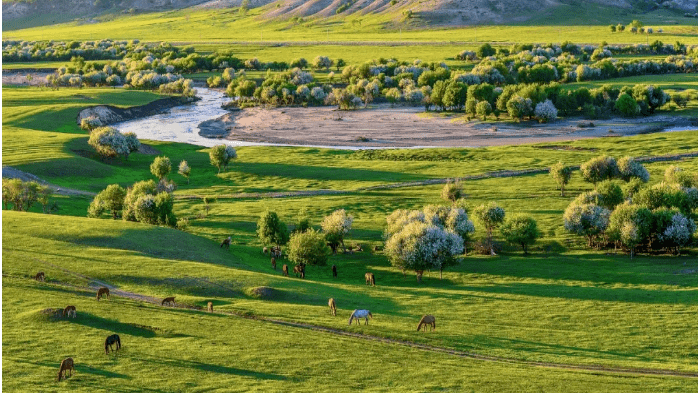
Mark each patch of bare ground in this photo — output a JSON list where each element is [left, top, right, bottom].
[[213, 104, 696, 148]]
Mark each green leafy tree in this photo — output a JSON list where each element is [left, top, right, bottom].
[[476, 101, 493, 120], [614, 93, 640, 117], [476, 43, 496, 58], [150, 156, 172, 181], [209, 144, 237, 173], [256, 210, 290, 247], [596, 180, 625, 209], [321, 209, 353, 254], [287, 229, 332, 266], [178, 160, 191, 184], [122, 180, 157, 222], [441, 181, 463, 204], [473, 202, 506, 255], [88, 184, 127, 219], [500, 215, 541, 254], [580, 156, 619, 186], [550, 162, 573, 196]]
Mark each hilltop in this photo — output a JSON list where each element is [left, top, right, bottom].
[[3, 0, 698, 32]]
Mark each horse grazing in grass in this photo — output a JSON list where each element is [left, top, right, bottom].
[[348, 309, 372, 325], [34, 272, 45, 282], [263, 246, 269, 254], [417, 315, 436, 332], [282, 264, 289, 277], [96, 287, 110, 301], [271, 257, 277, 270], [332, 265, 337, 278], [220, 236, 231, 249], [365, 272, 375, 286], [328, 298, 337, 316], [161, 297, 175, 306], [105, 334, 121, 354], [207, 302, 213, 312], [56, 357, 74, 381], [293, 264, 305, 279], [63, 306, 76, 318]]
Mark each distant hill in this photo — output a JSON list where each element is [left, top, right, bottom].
[[3, 0, 698, 31]]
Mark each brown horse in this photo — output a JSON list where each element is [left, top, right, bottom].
[[161, 297, 175, 306], [220, 236, 231, 249], [328, 298, 337, 316], [105, 334, 121, 354], [417, 315, 436, 332], [365, 272, 375, 286], [271, 257, 277, 270], [332, 265, 337, 278], [207, 302, 213, 312], [293, 264, 305, 279], [63, 306, 76, 318], [263, 246, 269, 254], [56, 357, 74, 381], [96, 287, 110, 301], [282, 264, 289, 277], [34, 272, 45, 282]]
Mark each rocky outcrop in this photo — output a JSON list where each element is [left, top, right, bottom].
[[197, 112, 237, 138], [76, 96, 199, 126]]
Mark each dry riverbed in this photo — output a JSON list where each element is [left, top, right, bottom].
[[206, 104, 696, 148]]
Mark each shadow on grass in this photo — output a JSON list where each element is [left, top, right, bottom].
[[129, 354, 287, 381], [69, 312, 158, 338], [77, 364, 131, 379], [232, 162, 426, 183]]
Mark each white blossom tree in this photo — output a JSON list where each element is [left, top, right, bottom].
[[321, 209, 353, 254]]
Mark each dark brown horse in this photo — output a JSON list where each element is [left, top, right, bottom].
[[332, 265, 337, 278], [220, 236, 231, 249], [365, 272, 375, 286], [34, 272, 45, 282], [96, 287, 110, 301], [293, 263, 305, 279], [271, 257, 277, 270], [63, 305, 76, 318], [105, 334, 121, 354], [161, 297, 175, 306]]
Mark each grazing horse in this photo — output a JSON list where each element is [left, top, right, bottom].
[[34, 272, 45, 282], [220, 236, 231, 249], [282, 264, 289, 277], [293, 264, 305, 279], [373, 245, 382, 252], [417, 315, 436, 332], [161, 297, 175, 306], [96, 287, 110, 301], [332, 265, 337, 278], [328, 298, 337, 316], [207, 302, 213, 313], [63, 306, 76, 318], [348, 309, 372, 325], [263, 246, 269, 254], [365, 272, 376, 286], [105, 334, 121, 354], [56, 357, 74, 381], [271, 257, 277, 270]]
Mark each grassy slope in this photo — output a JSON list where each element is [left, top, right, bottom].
[[3, 6, 698, 44]]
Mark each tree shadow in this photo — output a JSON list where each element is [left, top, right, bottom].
[[69, 312, 158, 338], [128, 354, 287, 381], [232, 162, 426, 184]]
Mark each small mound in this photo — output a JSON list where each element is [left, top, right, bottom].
[[138, 143, 161, 155], [21, 308, 64, 322], [248, 286, 278, 299]]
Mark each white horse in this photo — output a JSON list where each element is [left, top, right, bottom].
[[348, 309, 373, 325]]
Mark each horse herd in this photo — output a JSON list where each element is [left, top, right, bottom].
[[40, 238, 436, 383]]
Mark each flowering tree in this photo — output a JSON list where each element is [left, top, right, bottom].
[[534, 99, 558, 123], [618, 156, 650, 182], [321, 209, 353, 254], [658, 213, 696, 255], [506, 95, 532, 121], [580, 155, 619, 186], [150, 156, 172, 181], [88, 127, 131, 159], [178, 160, 191, 184], [445, 207, 475, 254], [385, 221, 463, 281], [312, 56, 333, 71], [80, 116, 103, 131], [563, 202, 611, 246]]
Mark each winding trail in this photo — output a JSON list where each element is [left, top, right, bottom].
[[26, 256, 698, 380]]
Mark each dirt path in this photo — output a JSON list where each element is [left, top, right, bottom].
[[26, 257, 698, 379], [176, 151, 698, 201], [2, 166, 96, 197]]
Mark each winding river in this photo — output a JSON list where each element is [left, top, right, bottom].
[[114, 88, 696, 150]]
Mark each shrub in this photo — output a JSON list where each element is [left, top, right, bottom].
[[617, 156, 650, 182], [549, 162, 573, 196], [476, 101, 493, 120], [506, 95, 532, 121], [312, 56, 332, 71], [500, 215, 541, 254], [88, 127, 130, 159], [606, 202, 652, 257], [614, 93, 640, 117], [122, 180, 156, 221], [256, 210, 290, 247], [534, 99, 558, 123], [580, 155, 619, 186], [178, 160, 191, 184], [287, 229, 332, 266], [658, 213, 696, 255], [80, 116, 103, 131], [88, 184, 127, 219], [441, 181, 463, 203], [563, 202, 611, 246], [476, 43, 496, 58]]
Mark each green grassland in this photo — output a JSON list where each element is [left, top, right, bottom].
[[3, 64, 698, 390], [4, 5, 698, 44]]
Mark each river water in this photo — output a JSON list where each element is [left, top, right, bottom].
[[114, 88, 696, 150]]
